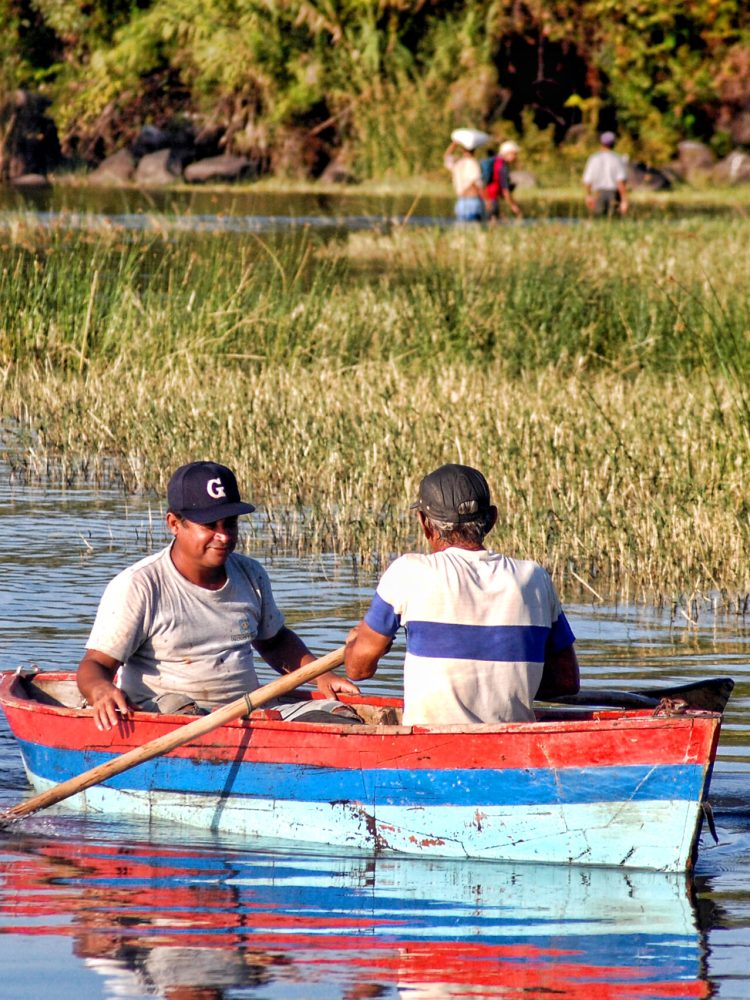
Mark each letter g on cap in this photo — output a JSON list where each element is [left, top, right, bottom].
[[207, 477, 226, 500]]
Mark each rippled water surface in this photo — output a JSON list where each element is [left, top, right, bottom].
[[2, 465, 750, 998]]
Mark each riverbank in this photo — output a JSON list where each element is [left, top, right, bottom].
[[2, 215, 750, 604], [4, 171, 750, 227]]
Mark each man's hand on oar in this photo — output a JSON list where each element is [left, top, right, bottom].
[[1, 645, 346, 826]]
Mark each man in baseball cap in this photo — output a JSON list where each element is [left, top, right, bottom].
[[409, 463, 492, 522], [345, 463, 579, 726], [166, 461, 256, 523], [582, 130, 629, 217], [78, 460, 359, 729]]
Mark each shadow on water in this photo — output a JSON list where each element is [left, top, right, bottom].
[[0, 818, 714, 1000]]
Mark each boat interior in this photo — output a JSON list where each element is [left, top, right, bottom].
[[9, 671, 644, 727]]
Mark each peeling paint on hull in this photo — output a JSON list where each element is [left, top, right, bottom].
[[1, 671, 722, 872]]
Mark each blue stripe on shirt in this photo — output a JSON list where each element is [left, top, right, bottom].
[[406, 621, 549, 662], [548, 611, 576, 653], [365, 592, 402, 637], [365, 597, 576, 662]]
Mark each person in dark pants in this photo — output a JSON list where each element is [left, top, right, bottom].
[[582, 132, 629, 217]]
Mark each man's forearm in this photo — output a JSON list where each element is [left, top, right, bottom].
[[254, 626, 313, 675], [536, 646, 580, 699], [77, 655, 118, 702]]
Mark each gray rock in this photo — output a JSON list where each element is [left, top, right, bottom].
[[712, 151, 750, 184], [509, 169, 538, 189], [676, 140, 715, 175], [319, 156, 356, 184], [626, 162, 673, 191], [730, 111, 750, 146], [183, 154, 250, 183], [135, 148, 181, 186], [10, 173, 51, 188], [89, 148, 135, 185], [131, 125, 171, 158]]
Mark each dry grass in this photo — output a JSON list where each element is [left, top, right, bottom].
[[4, 359, 750, 606], [2, 215, 750, 604]]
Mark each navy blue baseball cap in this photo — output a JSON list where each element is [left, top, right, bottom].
[[410, 464, 491, 523], [167, 462, 255, 524]]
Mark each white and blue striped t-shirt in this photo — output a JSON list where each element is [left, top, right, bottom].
[[365, 547, 575, 725]]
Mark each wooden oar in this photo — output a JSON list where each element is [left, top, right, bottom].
[[544, 675, 734, 713], [1, 645, 345, 825]]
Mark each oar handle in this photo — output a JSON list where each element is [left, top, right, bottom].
[[4, 645, 346, 822]]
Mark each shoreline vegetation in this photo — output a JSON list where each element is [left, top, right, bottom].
[[2, 210, 750, 610], [2, 2, 750, 183]]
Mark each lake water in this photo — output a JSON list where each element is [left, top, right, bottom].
[[2, 466, 750, 999], [0, 182, 736, 237]]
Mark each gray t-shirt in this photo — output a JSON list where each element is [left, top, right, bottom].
[[86, 545, 284, 707], [582, 149, 627, 191]]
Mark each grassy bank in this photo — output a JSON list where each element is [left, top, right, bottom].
[[2, 216, 750, 606]]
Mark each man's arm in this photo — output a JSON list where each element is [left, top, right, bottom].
[[77, 649, 131, 732], [535, 645, 580, 700], [501, 187, 522, 218], [253, 626, 359, 698], [344, 621, 393, 681], [617, 179, 629, 215]]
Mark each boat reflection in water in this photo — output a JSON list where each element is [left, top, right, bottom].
[[0, 828, 711, 999]]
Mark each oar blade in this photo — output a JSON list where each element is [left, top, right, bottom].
[[640, 676, 735, 713]]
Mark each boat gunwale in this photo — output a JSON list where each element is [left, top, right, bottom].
[[0, 670, 724, 740]]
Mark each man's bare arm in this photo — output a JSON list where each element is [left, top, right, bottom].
[[536, 645, 580, 700], [345, 621, 393, 681], [254, 626, 359, 698], [77, 649, 131, 731]]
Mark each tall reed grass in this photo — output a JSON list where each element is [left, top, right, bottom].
[[1, 214, 749, 374], [2, 215, 750, 604]]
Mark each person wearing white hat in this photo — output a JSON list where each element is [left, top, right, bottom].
[[582, 132, 629, 217], [480, 140, 523, 222], [443, 134, 486, 223]]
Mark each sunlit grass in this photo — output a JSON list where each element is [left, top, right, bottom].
[[4, 360, 750, 607], [1, 216, 750, 604]]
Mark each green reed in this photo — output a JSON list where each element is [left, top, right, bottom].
[[1, 214, 749, 375], [2, 214, 750, 605]]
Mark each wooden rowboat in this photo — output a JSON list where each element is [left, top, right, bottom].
[[0, 668, 727, 872]]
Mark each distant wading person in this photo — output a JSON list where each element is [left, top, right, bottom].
[[481, 140, 523, 222], [345, 464, 579, 725], [77, 461, 359, 731], [444, 139, 485, 223], [582, 131, 629, 217]]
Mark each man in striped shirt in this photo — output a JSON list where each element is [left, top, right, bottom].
[[345, 464, 579, 725]]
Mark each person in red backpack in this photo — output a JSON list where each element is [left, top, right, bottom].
[[481, 141, 523, 222]]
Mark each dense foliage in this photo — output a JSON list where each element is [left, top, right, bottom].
[[1, 1, 749, 175]]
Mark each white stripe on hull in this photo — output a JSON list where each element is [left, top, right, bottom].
[[24, 768, 699, 871]]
